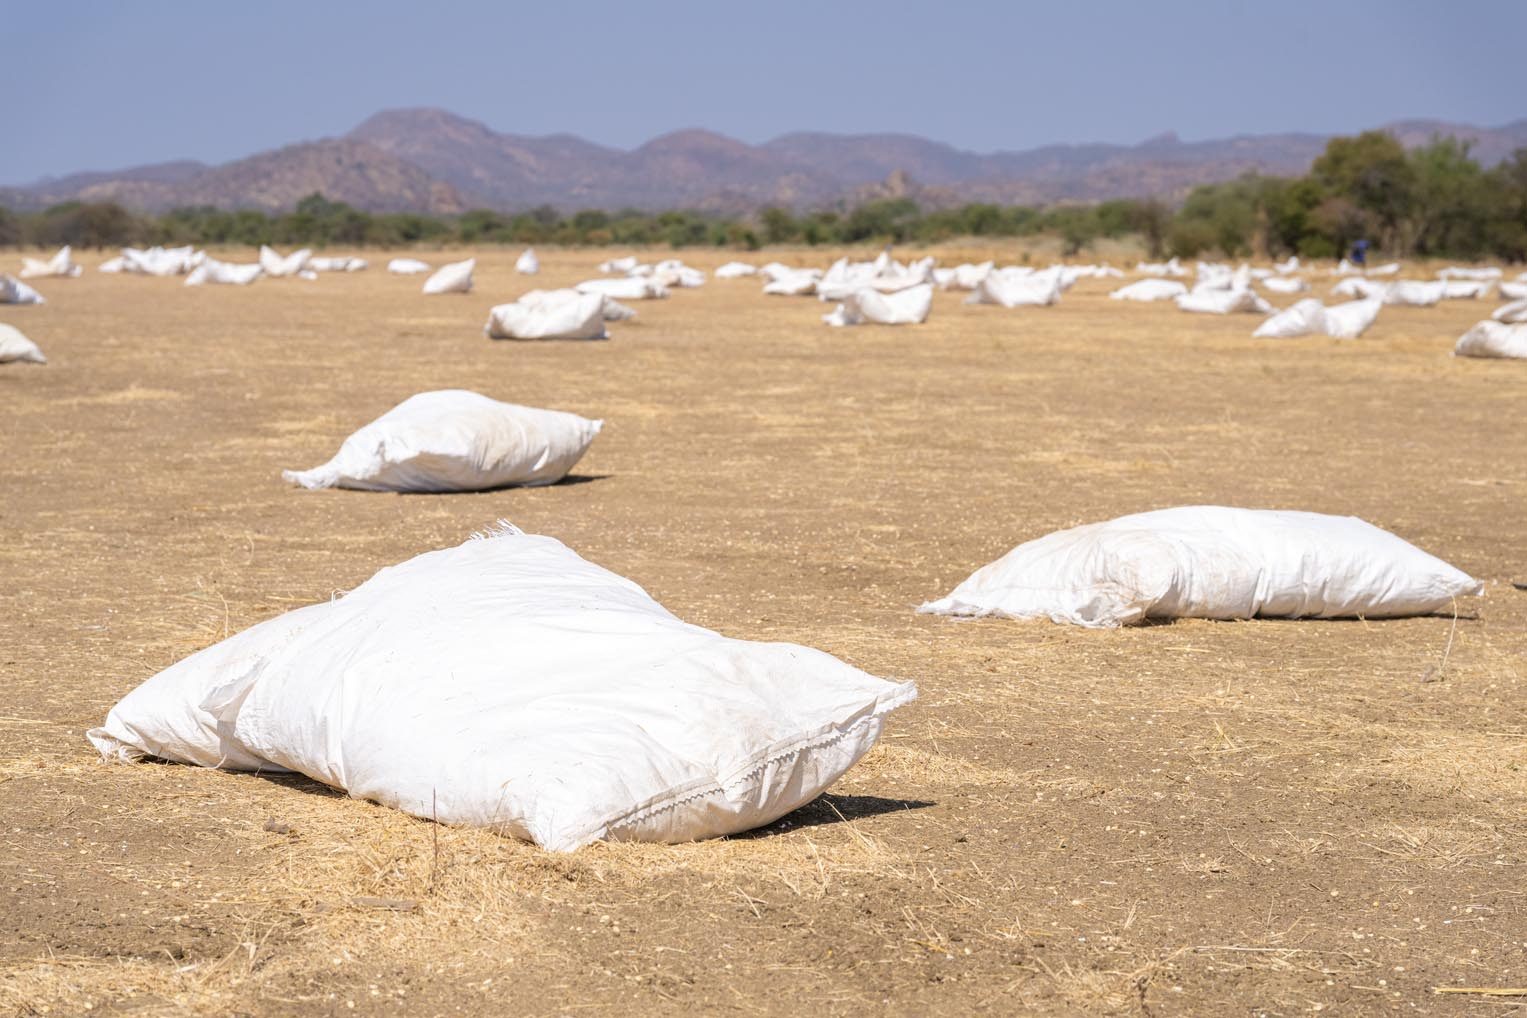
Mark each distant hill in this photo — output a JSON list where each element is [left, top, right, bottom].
[[5, 108, 1525, 215]]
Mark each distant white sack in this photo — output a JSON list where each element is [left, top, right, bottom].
[[1442, 280, 1492, 300], [515, 248, 540, 275], [1382, 281, 1444, 307], [576, 276, 668, 300], [599, 256, 639, 274], [919, 506, 1480, 628], [1253, 298, 1381, 339], [0, 322, 46, 363], [19, 245, 81, 279], [185, 258, 262, 286], [0, 274, 46, 304], [1455, 320, 1527, 359], [1261, 276, 1309, 294], [388, 258, 431, 275], [965, 267, 1063, 307], [714, 261, 757, 278], [1499, 282, 1527, 301], [258, 245, 312, 278], [1109, 279, 1186, 302], [823, 283, 933, 327], [1493, 299, 1527, 324], [1438, 266, 1502, 281], [308, 256, 368, 272], [1366, 262, 1401, 276], [1331, 277, 1388, 299], [282, 389, 602, 492], [423, 258, 475, 295], [485, 289, 608, 341]]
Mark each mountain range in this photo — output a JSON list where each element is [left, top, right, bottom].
[[5, 108, 1525, 216]]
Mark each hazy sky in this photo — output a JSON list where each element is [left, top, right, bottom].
[[4, 0, 1524, 184]]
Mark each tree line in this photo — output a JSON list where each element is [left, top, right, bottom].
[[3, 132, 1524, 261]]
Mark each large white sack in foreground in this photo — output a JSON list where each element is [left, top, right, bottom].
[[20, 245, 81, 279], [485, 291, 608, 340], [1494, 299, 1527, 324], [1110, 279, 1186, 302], [423, 258, 475, 295], [1253, 298, 1380, 339], [282, 390, 601, 491], [715, 261, 757, 278], [823, 283, 933, 327], [1454, 321, 1527, 359], [0, 274, 45, 305], [919, 506, 1480, 628], [515, 248, 540, 275], [88, 526, 917, 851], [388, 257, 431, 274], [577, 276, 668, 300], [1175, 288, 1272, 314], [258, 245, 312, 278], [0, 323, 46, 364]]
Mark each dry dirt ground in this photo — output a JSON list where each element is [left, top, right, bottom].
[[2, 247, 1524, 1017]]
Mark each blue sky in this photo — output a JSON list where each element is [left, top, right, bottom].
[[4, 0, 1524, 184]]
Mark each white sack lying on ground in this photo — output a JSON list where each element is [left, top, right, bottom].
[[258, 245, 312, 278], [934, 261, 994, 290], [185, 258, 262, 286], [762, 270, 821, 296], [20, 245, 81, 279], [519, 288, 633, 322], [1109, 279, 1187, 302], [1175, 288, 1272, 314], [919, 506, 1480, 628], [1383, 280, 1445, 306], [98, 256, 125, 273], [1494, 299, 1527, 324], [1439, 266, 1502, 280], [1253, 298, 1381, 339], [599, 256, 639, 274], [1261, 276, 1309, 294], [1274, 256, 1299, 274], [715, 261, 757, 278], [388, 258, 431, 274], [576, 276, 668, 300], [423, 258, 475, 295], [88, 525, 917, 851], [965, 267, 1063, 307], [0, 323, 46, 363], [0, 274, 45, 305], [1367, 262, 1401, 276], [1443, 280, 1492, 300], [515, 248, 540, 275], [1331, 277, 1387, 299], [1135, 257, 1187, 277], [1499, 282, 1527, 301], [282, 390, 601, 492], [1333, 258, 1359, 275], [1454, 320, 1527, 359], [121, 246, 198, 276], [485, 290, 608, 341], [823, 283, 933, 327], [308, 256, 368, 272]]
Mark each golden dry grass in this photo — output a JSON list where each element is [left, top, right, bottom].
[[1, 246, 1524, 1016]]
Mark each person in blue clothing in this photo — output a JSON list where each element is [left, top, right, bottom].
[[1350, 239, 1370, 267]]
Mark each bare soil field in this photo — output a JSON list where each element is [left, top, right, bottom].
[[2, 248, 1524, 1016]]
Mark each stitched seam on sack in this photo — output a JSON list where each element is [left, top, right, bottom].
[[589, 684, 917, 843]]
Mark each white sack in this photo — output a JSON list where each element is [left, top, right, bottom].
[[1253, 298, 1380, 339], [1109, 279, 1186, 302], [1175, 288, 1272, 314], [599, 256, 639, 274], [1261, 276, 1309, 294], [1331, 277, 1386, 299], [1498, 282, 1527, 301], [0, 274, 45, 305], [1274, 256, 1299, 274], [121, 246, 197, 276], [388, 258, 431, 275], [1443, 280, 1492, 300], [762, 270, 818, 296], [1383, 280, 1445, 306], [1367, 262, 1401, 276], [258, 245, 312, 278], [185, 258, 262, 286], [920, 506, 1480, 628], [715, 261, 757, 279], [423, 258, 475, 295], [823, 283, 933, 327], [1493, 299, 1527, 324], [282, 390, 600, 492], [515, 248, 540, 275], [0, 322, 46, 364], [20, 245, 81, 279], [486, 291, 608, 341], [98, 256, 126, 274], [88, 526, 917, 851], [1438, 266, 1502, 280], [1135, 257, 1186, 277], [965, 267, 1063, 307], [576, 276, 668, 300], [1454, 320, 1527, 359], [308, 256, 368, 273], [935, 262, 993, 290]]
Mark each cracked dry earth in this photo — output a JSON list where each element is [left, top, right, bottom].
[[1, 247, 1524, 1016]]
